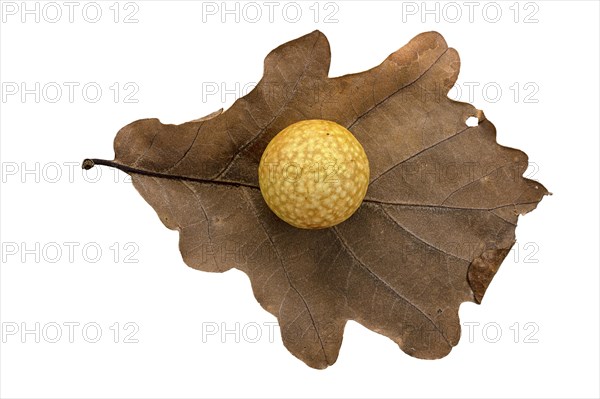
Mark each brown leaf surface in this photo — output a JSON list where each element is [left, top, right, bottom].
[[84, 31, 548, 368]]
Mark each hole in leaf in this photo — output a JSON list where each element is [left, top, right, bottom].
[[466, 116, 478, 127]]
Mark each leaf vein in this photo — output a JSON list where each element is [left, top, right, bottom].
[[331, 226, 450, 346], [240, 187, 330, 365]]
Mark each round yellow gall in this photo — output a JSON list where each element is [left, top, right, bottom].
[[258, 119, 369, 229]]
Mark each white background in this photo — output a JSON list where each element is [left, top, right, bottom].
[[1, 1, 598, 398]]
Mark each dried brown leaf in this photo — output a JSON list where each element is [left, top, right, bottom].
[[84, 31, 548, 368]]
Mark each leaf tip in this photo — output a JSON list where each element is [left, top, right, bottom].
[[413, 30, 448, 50]]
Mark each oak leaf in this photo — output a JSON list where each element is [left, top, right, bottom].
[[83, 31, 548, 368]]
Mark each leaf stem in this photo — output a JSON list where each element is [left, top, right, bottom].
[[81, 158, 261, 190]]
